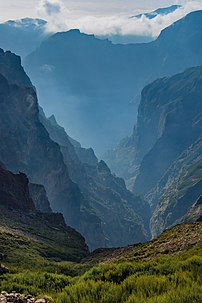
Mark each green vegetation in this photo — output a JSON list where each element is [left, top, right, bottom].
[[0, 208, 88, 264], [0, 223, 201, 302], [0, 244, 201, 302], [0, 226, 90, 275]]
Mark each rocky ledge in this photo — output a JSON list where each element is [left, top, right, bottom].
[[0, 292, 50, 303]]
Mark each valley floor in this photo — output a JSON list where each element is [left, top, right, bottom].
[[0, 223, 201, 303]]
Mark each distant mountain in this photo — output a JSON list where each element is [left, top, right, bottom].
[[105, 66, 202, 235], [97, 34, 154, 45], [132, 5, 181, 19], [0, 18, 48, 58], [0, 5, 182, 55], [97, 5, 182, 44], [24, 11, 202, 154]]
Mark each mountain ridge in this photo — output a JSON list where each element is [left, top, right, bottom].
[[24, 10, 202, 154], [133, 4, 182, 19]]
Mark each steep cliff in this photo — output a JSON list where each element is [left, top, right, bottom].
[[105, 66, 202, 235], [0, 48, 105, 250], [134, 67, 202, 195], [150, 136, 202, 236]]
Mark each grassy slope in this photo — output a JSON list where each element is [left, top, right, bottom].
[[0, 222, 201, 302], [83, 222, 202, 264], [0, 208, 88, 268]]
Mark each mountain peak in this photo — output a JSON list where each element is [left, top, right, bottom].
[[133, 4, 182, 19], [48, 114, 58, 127], [68, 29, 81, 35], [4, 18, 47, 28], [0, 49, 32, 87]]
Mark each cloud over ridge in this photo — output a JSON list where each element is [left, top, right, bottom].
[[37, 0, 202, 39]]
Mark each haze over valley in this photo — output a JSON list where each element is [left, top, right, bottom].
[[0, 1, 201, 302]]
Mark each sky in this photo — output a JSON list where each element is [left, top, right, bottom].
[[0, 0, 202, 37]]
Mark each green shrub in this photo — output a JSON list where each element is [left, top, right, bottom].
[[0, 243, 201, 302], [56, 280, 122, 303]]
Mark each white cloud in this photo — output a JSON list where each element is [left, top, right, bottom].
[[0, 0, 201, 38], [43, 0, 61, 15], [38, 0, 68, 17], [36, 0, 202, 38]]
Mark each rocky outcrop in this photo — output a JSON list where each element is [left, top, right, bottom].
[[0, 162, 35, 212], [28, 183, 52, 213], [0, 292, 50, 303]]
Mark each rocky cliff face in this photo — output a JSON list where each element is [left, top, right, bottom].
[[0, 50, 80, 221], [28, 183, 52, 213], [0, 162, 34, 212], [0, 49, 105, 250], [0, 162, 88, 261], [40, 109, 151, 247], [0, 48, 32, 86], [133, 67, 202, 195], [150, 136, 202, 236], [105, 66, 202, 235]]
